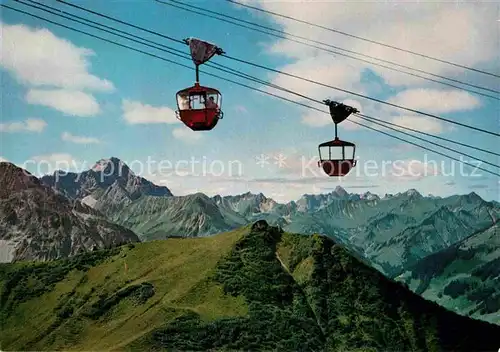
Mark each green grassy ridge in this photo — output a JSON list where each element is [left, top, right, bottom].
[[291, 232, 499, 350], [280, 231, 500, 350], [0, 227, 249, 351], [2, 221, 500, 351], [133, 221, 325, 351], [0, 246, 122, 317], [131, 221, 500, 351]]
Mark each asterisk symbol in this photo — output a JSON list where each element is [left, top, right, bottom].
[[273, 153, 287, 168], [255, 154, 270, 167]]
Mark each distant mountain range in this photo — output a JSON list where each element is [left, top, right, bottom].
[[0, 162, 140, 262], [2, 157, 498, 325], [41, 158, 498, 275]]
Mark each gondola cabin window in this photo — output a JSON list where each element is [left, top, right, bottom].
[[177, 93, 190, 110], [319, 144, 355, 161], [318, 139, 356, 177], [189, 93, 206, 110]]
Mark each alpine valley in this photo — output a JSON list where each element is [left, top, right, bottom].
[[1, 157, 498, 342]]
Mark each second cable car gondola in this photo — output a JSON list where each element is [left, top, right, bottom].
[[318, 138, 356, 176], [318, 100, 359, 177], [175, 37, 224, 131]]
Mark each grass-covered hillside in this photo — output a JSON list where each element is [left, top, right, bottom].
[[1, 221, 499, 351]]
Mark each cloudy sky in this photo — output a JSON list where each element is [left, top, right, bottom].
[[1, 0, 499, 202]]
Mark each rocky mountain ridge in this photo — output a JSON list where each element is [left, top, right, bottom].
[[41, 157, 173, 209], [38, 159, 498, 276], [0, 162, 140, 262]]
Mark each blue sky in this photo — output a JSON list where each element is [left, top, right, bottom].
[[1, 0, 499, 202]]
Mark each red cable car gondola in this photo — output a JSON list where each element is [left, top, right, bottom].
[[175, 37, 225, 131], [176, 84, 223, 131], [318, 138, 356, 176], [318, 100, 359, 177]]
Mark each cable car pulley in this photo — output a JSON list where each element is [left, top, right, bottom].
[[175, 37, 225, 131]]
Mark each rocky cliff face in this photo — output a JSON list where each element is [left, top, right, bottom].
[[40, 157, 173, 209], [0, 162, 140, 262]]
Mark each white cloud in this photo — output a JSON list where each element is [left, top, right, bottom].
[[300, 111, 362, 131], [31, 153, 76, 164], [122, 99, 179, 124], [61, 132, 100, 144], [26, 89, 100, 117], [301, 111, 331, 127], [390, 115, 445, 134], [234, 105, 249, 114], [387, 89, 481, 114], [0, 22, 114, 91], [26, 153, 85, 176], [265, 56, 365, 104], [172, 127, 203, 143], [356, 6, 499, 88], [246, 1, 499, 99], [388, 159, 440, 182], [0, 156, 9, 163], [135, 153, 462, 203], [0, 118, 47, 133]]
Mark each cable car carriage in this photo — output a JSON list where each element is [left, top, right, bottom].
[[318, 138, 356, 177], [175, 37, 225, 131], [176, 84, 222, 131], [318, 100, 359, 177]]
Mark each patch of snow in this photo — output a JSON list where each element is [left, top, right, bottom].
[[362, 192, 380, 201], [405, 189, 421, 197], [259, 199, 276, 213], [73, 210, 94, 221], [0, 240, 17, 263], [92, 159, 110, 171], [82, 195, 98, 208]]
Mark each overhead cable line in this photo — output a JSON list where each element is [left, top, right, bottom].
[[355, 114, 500, 157], [348, 121, 500, 178], [227, 0, 500, 79], [0, 4, 327, 123], [23, 0, 500, 151], [154, 0, 500, 100], [221, 54, 500, 138], [3, 3, 499, 178], [17, 0, 191, 57], [16, 0, 312, 104], [352, 115, 499, 169], [46, 0, 186, 45], [48, 0, 500, 137]]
